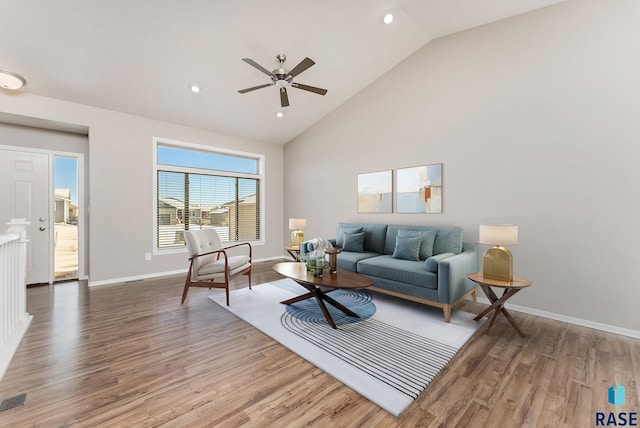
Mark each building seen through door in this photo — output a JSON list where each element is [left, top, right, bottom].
[[54, 156, 78, 281]]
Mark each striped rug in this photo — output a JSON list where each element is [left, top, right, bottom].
[[209, 278, 482, 416]]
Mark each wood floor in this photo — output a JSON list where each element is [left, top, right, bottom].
[[1, 260, 638, 427]]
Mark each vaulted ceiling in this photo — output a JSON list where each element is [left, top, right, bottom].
[[0, 0, 563, 144]]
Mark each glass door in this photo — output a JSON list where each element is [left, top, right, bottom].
[[53, 156, 78, 281]]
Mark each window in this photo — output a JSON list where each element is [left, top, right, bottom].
[[155, 142, 262, 249]]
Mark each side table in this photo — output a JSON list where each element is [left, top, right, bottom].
[[324, 247, 342, 274], [467, 272, 532, 337], [285, 246, 300, 262]]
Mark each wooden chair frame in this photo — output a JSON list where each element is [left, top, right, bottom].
[[182, 242, 252, 306]]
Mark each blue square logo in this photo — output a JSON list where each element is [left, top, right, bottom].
[[608, 383, 625, 408]]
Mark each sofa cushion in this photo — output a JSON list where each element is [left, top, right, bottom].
[[432, 227, 464, 255], [424, 252, 455, 273], [357, 255, 438, 290], [385, 225, 463, 255], [342, 231, 365, 252], [336, 251, 380, 272], [398, 229, 437, 259], [392, 235, 421, 261], [335, 226, 363, 247], [335, 223, 387, 254]]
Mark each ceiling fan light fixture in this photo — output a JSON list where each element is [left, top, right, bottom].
[[275, 111, 284, 118], [381, 10, 395, 25], [238, 54, 327, 108], [0, 68, 27, 90], [189, 84, 201, 93]]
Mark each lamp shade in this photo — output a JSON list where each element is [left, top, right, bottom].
[[479, 224, 518, 246], [289, 218, 306, 230]]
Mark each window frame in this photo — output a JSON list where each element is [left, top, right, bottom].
[[152, 137, 265, 254]]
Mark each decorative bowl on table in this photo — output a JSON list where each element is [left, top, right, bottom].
[[303, 255, 329, 277]]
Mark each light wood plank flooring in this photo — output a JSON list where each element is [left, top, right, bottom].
[[1, 260, 638, 427]]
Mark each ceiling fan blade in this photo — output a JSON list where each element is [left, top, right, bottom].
[[280, 87, 290, 107], [291, 82, 328, 96], [237, 83, 274, 94], [286, 57, 315, 80], [242, 58, 274, 77]]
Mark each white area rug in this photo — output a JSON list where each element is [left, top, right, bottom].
[[208, 279, 483, 416]]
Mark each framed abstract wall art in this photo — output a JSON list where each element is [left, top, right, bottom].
[[396, 163, 442, 213], [357, 170, 393, 213]]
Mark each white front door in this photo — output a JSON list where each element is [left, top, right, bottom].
[[0, 149, 51, 284]]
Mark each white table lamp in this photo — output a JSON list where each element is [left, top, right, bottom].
[[289, 218, 306, 247]]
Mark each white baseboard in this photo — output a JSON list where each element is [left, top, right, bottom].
[[88, 269, 186, 287], [0, 314, 33, 381], [87, 256, 287, 287], [476, 297, 640, 340]]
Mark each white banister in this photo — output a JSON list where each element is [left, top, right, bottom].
[[0, 218, 33, 381]]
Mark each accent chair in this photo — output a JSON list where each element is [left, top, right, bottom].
[[182, 228, 252, 305]]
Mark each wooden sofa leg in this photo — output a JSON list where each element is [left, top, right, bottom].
[[443, 305, 451, 323]]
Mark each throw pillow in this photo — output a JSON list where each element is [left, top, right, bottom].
[[398, 229, 437, 260], [342, 231, 365, 252], [392, 236, 422, 261], [336, 226, 363, 248], [424, 252, 455, 273]]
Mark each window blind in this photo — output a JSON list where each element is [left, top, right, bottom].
[[155, 144, 261, 249]]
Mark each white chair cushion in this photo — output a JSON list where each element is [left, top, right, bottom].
[[197, 255, 251, 276], [185, 229, 224, 273]]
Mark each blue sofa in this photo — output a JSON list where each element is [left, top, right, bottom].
[[329, 222, 478, 322]]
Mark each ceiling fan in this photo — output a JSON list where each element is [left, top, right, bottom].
[[237, 54, 327, 108]]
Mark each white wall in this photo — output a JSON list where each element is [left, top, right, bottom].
[[284, 0, 640, 332], [0, 93, 284, 283]]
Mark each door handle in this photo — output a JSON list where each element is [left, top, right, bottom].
[[39, 217, 46, 222], [39, 226, 46, 231]]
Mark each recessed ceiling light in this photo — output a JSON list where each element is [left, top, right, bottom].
[[381, 11, 395, 24], [189, 84, 200, 93], [0, 68, 27, 90], [275, 111, 284, 118]]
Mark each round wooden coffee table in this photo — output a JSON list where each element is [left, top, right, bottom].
[[273, 262, 372, 329]]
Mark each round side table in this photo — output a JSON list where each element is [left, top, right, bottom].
[[467, 272, 532, 337], [285, 246, 300, 261], [324, 248, 342, 275]]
